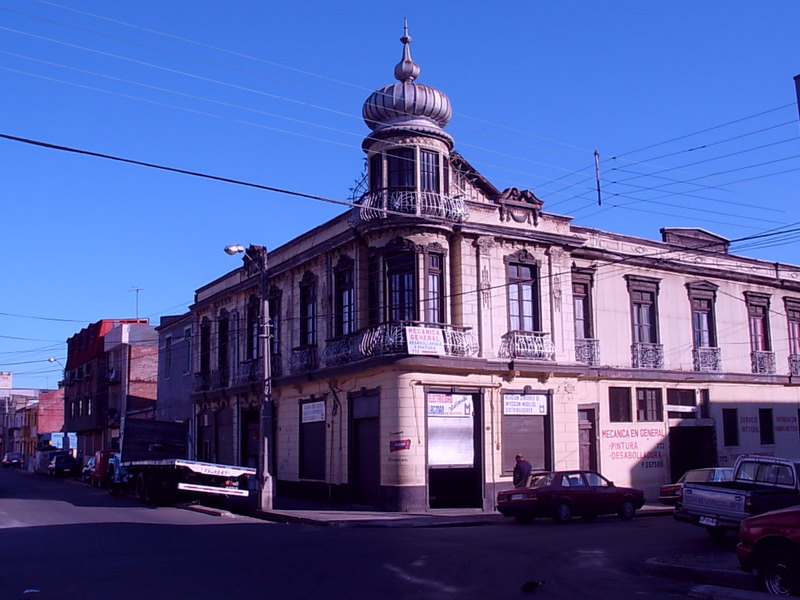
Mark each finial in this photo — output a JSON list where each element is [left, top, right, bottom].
[[394, 18, 420, 83]]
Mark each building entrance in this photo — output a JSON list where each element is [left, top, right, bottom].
[[668, 425, 716, 482]]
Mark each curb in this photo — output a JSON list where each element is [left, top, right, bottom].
[[688, 584, 777, 600], [643, 557, 758, 590]]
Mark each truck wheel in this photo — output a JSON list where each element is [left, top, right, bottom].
[[618, 499, 636, 520], [554, 502, 572, 523], [759, 547, 800, 596]]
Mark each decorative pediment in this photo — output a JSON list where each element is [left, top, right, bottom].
[[497, 187, 543, 226], [504, 248, 538, 265]]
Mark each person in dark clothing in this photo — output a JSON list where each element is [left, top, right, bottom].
[[513, 454, 533, 487]]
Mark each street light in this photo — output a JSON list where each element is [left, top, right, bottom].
[[224, 244, 274, 512]]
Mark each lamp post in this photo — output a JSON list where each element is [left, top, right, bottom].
[[224, 244, 273, 511]]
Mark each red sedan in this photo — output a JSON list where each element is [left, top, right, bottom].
[[496, 470, 645, 524], [737, 504, 800, 595]]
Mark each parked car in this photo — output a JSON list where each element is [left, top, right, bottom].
[[89, 450, 117, 488], [81, 456, 97, 483], [496, 469, 645, 524], [737, 504, 800, 595], [659, 467, 734, 506], [48, 453, 79, 477], [1, 451, 23, 468]]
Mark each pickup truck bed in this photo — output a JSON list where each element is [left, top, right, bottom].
[[674, 455, 800, 535]]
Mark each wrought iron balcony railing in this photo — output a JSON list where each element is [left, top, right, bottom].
[[751, 350, 776, 375], [354, 189, 468, 223], [693, 346, 721, 372], [631, 342, 664, 369], [575, 338, 600, 366], [321, 322, 478, 367], [790, 354, 800, 376], [498, 331, 555, 361], [233, 359, 264, 385], [289, 345, 318, 375]]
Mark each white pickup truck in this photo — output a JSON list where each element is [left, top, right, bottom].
[[674, 454, 800, 537]]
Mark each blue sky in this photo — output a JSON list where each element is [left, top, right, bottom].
[[2, 1, 799, 389]]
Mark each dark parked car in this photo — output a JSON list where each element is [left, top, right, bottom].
[[737, 504, 800, 596], [48, 453, 79, 477], [496, 469, 645, 524], [659, 467, 733, 506], [1, 452, 23, 468]]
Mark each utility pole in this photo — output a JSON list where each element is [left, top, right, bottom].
[[795, 74, 800, 125], [257, 247, 274, 512]]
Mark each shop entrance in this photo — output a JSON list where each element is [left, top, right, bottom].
[[427, 391, 483, 509], [668, 425, 716, 482]]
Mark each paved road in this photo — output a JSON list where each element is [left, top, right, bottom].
[[0, 468, 745, 600]]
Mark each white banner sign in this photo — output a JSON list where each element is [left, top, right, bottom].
[[302, 401, 326, 423], [406, 326, 446, 356], [504, 393, 548, 416]]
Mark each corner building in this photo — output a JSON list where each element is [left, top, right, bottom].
[[191, 31, 800, 511]]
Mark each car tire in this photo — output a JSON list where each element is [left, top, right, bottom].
[[758, 547, 800, 596], [554, 502, 572, 523], [618, 499, 636, 520]]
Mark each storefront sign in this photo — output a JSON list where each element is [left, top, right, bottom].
[[389, 439, 411, 452], [406, 326, 446, 356], [428, 393, 472, 417], [301, 401, 325, 423], [503, 393, 548, 416]]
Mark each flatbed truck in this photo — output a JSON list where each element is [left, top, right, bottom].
[[107, 419, 256, 504]]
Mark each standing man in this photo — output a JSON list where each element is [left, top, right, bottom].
[[513, 454, 533, 487]]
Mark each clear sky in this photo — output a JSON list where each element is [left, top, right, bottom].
[[2, 1, 799, 389]]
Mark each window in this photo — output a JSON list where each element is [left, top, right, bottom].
[[687, 282, 718, 348], [785, 298, 800, 355], [163, 335, 172, 378], [609, 387, 632, 422], [217, 311, 229, 384], [420, 149, 439, 192], [626, 276, 660, 343], [508, 263, 537, 331], [759, 408, 774, 445], [387, 148, 415, 189], [722, 408, 739, 446], [636, 388, 663, 422], [386, 251, 416, 322], [334, 259, 355, 337], [745, 292, 771, 351], [369, 153, 382, 191], [425, 252, 444, 323], [299, 272, 317, 347], [269, 288, 282, 375], [572, 271, 594, 339], [183, 326, 192, 374], [199, 318, 211, 375], [231, 312, 240, 370], [246, 296, 260, 360], [666, 389, 696, 419]]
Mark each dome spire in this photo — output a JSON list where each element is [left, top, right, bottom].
[[393, 18, 420, 83]]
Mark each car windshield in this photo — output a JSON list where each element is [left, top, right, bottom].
[[683, 469, 713, 483], [528, 473, 555, 488]]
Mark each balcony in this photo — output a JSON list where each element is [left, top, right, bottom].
[[193, 371, 211, 393], [322, 322, 478, 367], [354, 189, 468, 223], [498, 331, 555, 361], [751, 350, 776, 375], [233, 359, 264, 385], [290, 345, 318, 375], [575, 338, 600, 366], [631, 342, 664, 369], [790, 354, 800, 376], [693, 346, 722, 372]]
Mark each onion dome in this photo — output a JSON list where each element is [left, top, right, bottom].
[[362, 23, 453, 139]]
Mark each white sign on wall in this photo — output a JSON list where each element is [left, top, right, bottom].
[[427, 393, 474, 467], [503, 393, 548, 416], [406, 326, 446, 356], [301, 401, 326, 423]]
